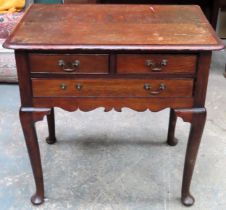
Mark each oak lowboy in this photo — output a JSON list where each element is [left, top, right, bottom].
[[3, 4, 224, 207]]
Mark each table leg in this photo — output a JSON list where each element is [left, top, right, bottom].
[[46, 108, 57, 144], [224, 64, 226, 78], [167, 108, 178, 146], [20, 107, 51, 205], [175, 108, 206, 206], [211, 0, 220, 29]]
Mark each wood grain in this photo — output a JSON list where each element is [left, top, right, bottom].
[[117, 54, 197, 74], [3, 4, 224, 51], [29, 54, 109, 74], [32, 78, 193, 97], [32, 97, 194, 112], [8, 4, 221, 206]]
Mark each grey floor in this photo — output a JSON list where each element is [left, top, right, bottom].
[[0, 49, 226, 210]]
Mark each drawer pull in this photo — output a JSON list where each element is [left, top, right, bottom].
[[145, 59, 168, 71], [144, 83, 166, 95], [60, 83, 67, 90], [58, 59, 80, 72], [149, 83, 166, 95], [144, 83, 151, 91], [75, 83, 82, 91]]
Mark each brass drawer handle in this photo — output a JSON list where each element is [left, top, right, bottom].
[[144, 83, 151, 91], [60, 83, 67, 90], [58, 59, 80, 72], [149, 83, 166, 95], [145, 59, 168, 71], [144, 83, 166, 95], [75, 83, 82, 91]]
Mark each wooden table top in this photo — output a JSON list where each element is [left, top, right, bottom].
[[3, 4, 224, 51]]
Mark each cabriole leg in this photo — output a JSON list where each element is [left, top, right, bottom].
[[167, 108, 178, 146], [20, 109, 44, 205], [46, 108, 57, 144], [19, 107, 51, 205], [176, 108, 207, 206]]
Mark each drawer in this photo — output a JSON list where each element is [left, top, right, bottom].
[[117, 54, 197, 74], [32, 79, 193, 97], [29, 54, 109, 74]]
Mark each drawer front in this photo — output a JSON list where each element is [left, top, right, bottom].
[[32, 79, 193, 97], [29, 54, 109, 74], [117, 54, 197, 74]]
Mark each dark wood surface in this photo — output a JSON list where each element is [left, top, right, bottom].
[[4, 4, 224, 207], [167, 108, 178, 146], [3, 4, 223, 50], [32, 78, 193, 97], [65, 0, 226, 30], [117, 54, 197, 74], [29, 54, 109, 73]]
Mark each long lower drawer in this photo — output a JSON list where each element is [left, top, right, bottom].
[[32, 79, 193, 97]]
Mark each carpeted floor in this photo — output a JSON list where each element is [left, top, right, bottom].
[[0, 49, 226, 210]]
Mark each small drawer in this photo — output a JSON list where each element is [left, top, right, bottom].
[[32, 79, 193, 98], [29, 54, 109, 74], [117, 54, 197, 74]]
